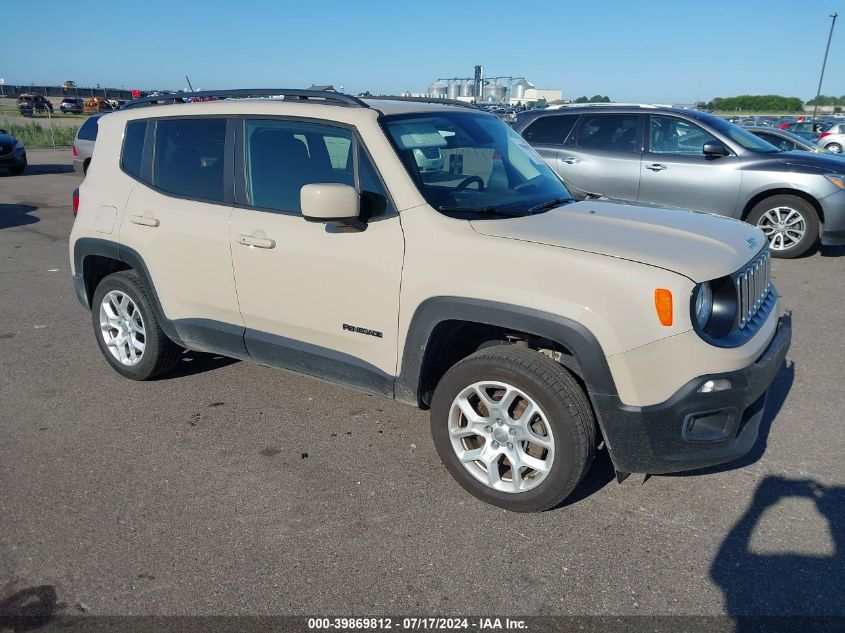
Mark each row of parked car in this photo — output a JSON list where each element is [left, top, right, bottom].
[[14, 94, 128, 116]]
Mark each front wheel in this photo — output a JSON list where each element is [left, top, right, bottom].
[[8, 162, 25, 176], [826, 143, 842, 154], [91, 271, 181, 380], [746, 195, 819, 259], [430, 345, 596, 512]]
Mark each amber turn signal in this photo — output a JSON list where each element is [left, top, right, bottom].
[[654, 289, 673, 326]]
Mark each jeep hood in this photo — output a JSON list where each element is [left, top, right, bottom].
[[469, 200, 764, 282]]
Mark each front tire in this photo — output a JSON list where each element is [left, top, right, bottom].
[[825, 143, 842, 153], [746, 195, 819, 259], [8, 162, 25, 176], [91, 271, 181, 380], [430, 345, 595, 512]]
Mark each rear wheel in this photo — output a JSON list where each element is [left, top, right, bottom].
[[746, 195, 819, 259], [430, 345, 595, 512], [91, 271, 181, 380]]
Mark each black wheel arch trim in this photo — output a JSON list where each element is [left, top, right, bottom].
[[396, 296, 619, 405]]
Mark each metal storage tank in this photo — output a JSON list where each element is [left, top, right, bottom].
[[460, 80, 474, 97], [427, 81, 447, 97], [487, 81, 507, 102], [511, 78, 534, 101], [447, 80, 460, 100]]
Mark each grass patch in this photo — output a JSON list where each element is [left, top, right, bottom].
[[0, 120, 78, 148]]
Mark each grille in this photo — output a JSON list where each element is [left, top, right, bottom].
[[736, 248, 771, 330], [0, 144, 11, 155]]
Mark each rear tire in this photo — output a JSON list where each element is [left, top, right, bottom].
[[746, 194, 819, 259], [91, 271, 181, 380], [430, 345, 595, 512]]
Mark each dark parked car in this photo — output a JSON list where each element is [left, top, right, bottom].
[[746, 127, 825, 153], [59, 98, 84, 114], [514, 104, 845, 257], [0, 128, 27, 175], [16, 94, 54, 117]]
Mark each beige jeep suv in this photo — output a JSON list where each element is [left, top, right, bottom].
[[69, 89, 791, 512]]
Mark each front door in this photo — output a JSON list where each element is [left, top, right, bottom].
[[638, 114, 742, 215], [228, 118, 404, 396]]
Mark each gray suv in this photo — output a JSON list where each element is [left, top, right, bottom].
[[514, 105, 845, 258]]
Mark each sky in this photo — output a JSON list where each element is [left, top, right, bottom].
[[3, 0, 844, 103]]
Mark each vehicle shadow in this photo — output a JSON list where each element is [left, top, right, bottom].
[[0, 584, 59, 631], [819, 244, 845, 258], [0, 204, 39, 229], [160, 350, 239, 380], [664, 359, 794, 478], [6, 164, 75, 177], [711, 476, 845, 628]]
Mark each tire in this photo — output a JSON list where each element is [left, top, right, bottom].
[[91, 270, 181, 380], [430, 345, 596, 512], [8, 163, 25, 176], [826, 143, 842, 154], [746, 194, 819, 259]]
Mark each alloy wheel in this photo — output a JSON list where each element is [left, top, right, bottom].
[[99, 290, 146, 366], [756, 206, 806, 252]]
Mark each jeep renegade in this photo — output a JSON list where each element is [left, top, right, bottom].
[[69, 90, 791, 512]]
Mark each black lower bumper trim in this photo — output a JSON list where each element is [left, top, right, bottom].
[[821, 229, 845, 247], [593, 313, 792, 474]]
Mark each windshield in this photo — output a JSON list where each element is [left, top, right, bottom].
[[382, 111, 573, 215], [697, 113, 780, 152]]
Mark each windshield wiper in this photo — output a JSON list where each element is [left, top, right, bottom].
[[438, 205, 524, 217], [527, 197, 576, 213]]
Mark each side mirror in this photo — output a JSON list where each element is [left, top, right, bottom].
[[703, 141, 730, 157], [301, 183, 363, 230]]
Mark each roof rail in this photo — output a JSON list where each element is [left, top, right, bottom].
[[366, 96, 478, 110], [120, 89, 370, 110]]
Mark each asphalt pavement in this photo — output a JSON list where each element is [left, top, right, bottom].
[[1, 150, 843, 620]]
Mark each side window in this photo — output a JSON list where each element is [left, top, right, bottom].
[[575, 114, 640, 152], [521, 115, 578, 145], [245, 119, 354, 213], [649, 115, 718, 155], [121, 120, 147, 179], [77, 116, 99, 141], [760, 134, 795, 151], [358, 146, 395, 219], [153, 118, 226, 202]]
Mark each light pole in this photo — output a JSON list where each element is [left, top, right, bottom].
[[812, 12, 838, 121]]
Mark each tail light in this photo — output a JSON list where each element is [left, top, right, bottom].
[[72, 144, 78, 158], [819, 132, 831, 139], [779, 123, 789, 129], [72, 188, 79, 216]]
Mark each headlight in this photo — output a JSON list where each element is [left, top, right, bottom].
[[825, 174, 845, 189], [693, 282, 713, 329]]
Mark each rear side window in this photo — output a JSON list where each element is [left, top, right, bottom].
[[574, 114, 640, 152], [121, 120, 147, 179], [153, 118, 226, 202], [522, 115, 578, 145], [77, 116, 99, 141], [245, 119, 354, 213]]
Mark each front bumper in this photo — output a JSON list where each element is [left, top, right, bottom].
[[593, 313, 792, 474], [0, 151, 26, 167]]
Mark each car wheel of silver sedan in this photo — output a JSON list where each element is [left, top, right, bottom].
[[430, 345, 596, 512], [747, 194, 819, 259]]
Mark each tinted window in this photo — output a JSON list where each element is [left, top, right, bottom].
[[77, 116, 100, 141], [756, 132, 795, 151], [245, 119, 354, 213], [153, 118, 226, 202], [522, 115, 578, 145], [121, 121, 147, 179], [575, 114, 639, 152], [649, 115, 718, 154]]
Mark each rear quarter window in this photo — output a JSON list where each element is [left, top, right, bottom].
[[121, 120, 147, 180], [77, 116, 100, 141]]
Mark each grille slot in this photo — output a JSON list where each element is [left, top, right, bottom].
[[736, 249, 771, 330]]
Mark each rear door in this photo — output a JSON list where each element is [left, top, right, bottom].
[[519, 113, 579, 186], [638, 114, 742, 215], [556, 112, 644, 200], [119, 116, 245, 340]]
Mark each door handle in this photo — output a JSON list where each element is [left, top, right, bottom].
[[129, 214, 160, 227], [646, 163, 667, 172], [561, 156, 579, 164], [237, 234, 276, 249]]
